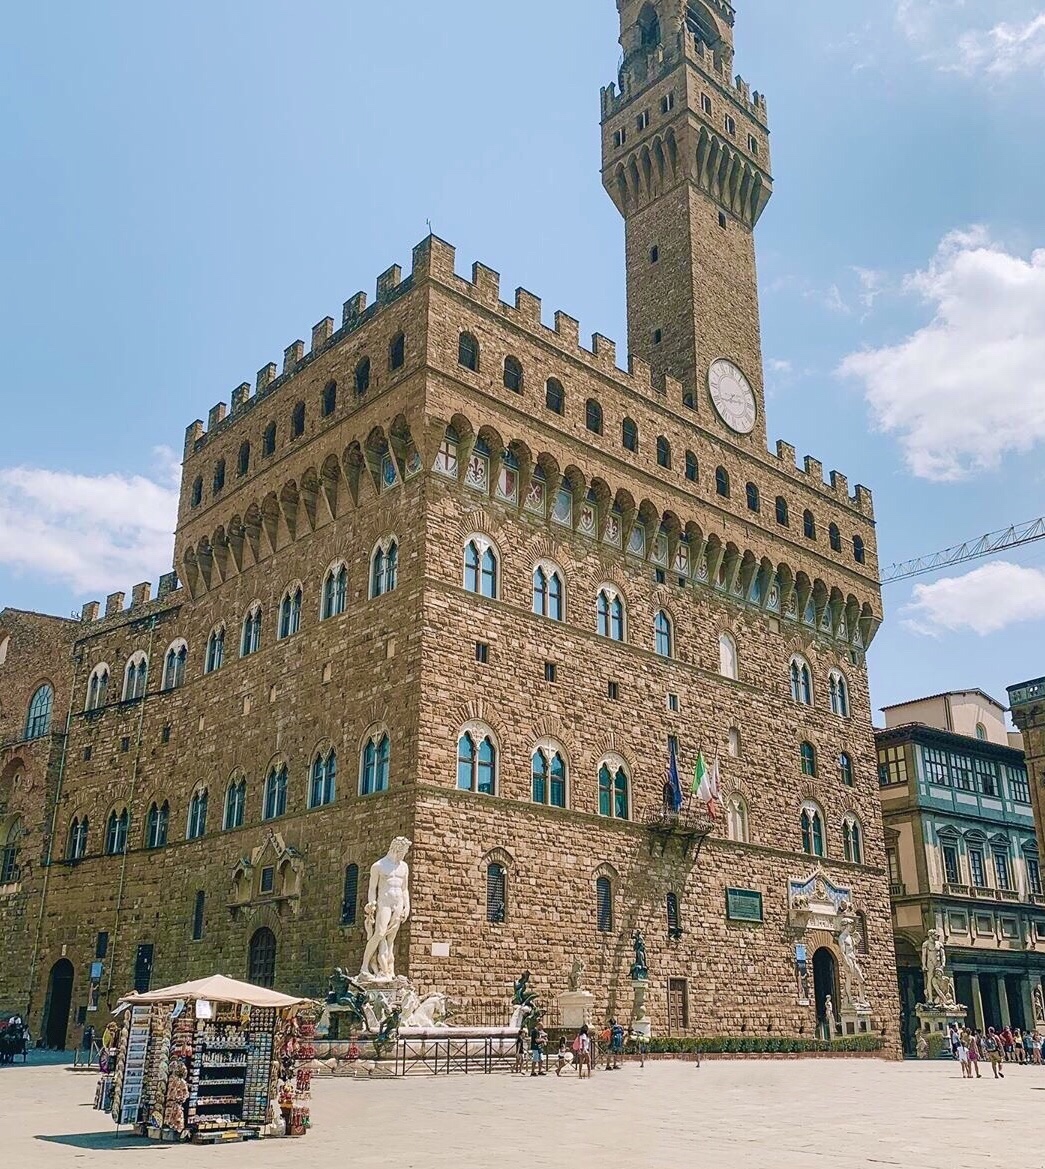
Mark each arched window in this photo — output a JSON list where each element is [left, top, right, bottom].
[[0, 816, 20, 883], [309, 750, 337, 809], [597, 587, 626, 642], [370, 540, 399, 598], [595, 875, 614, 933], [360, 732, 391, 796], [598, 760, 630, 820], [341, 863, 359, 925], [105, 809, 129, 856], [532, 564, 565, 621], [162, 641, 187, 691], [718, 632, 738, 680], [685, 451, 698, 482], [464, 538, 498, 599], [853, 534, 866, 565], [976, 722, 988, 742], [248, 927, 277, 988], [531, 745, 568, 808], [123, 655, 148, 702], [546, 378, 565, 415], [191, 476, 203, 508], [585, 398, 604, 434], [278, 587, 303, 639], [354, 357, 371, 395], [67, 816, 89, 861], [213, 459, 226, 494], [263, 765, 288, 821], [800, 741, 818, 777], [145, 801, 169, 849], [389, 332, 406, 371], [85, 665, 110, 712], [503, 355, 523, 392], [263, 421, 277, 456], [715, 466, 730, 497], [790, 656, 813, 705], [240, 606, 262, 658], [839, 752, 854, 788], [458, 332, 480, 372], [457, 729, 497, 795], [775, 496, 789, 527], [238, 441, 251, 476], [323, 564, 349, 619], [666, 892, 683, 939], [657, 436, 672, 469], [654, 610, 673, 658], [682, 389, 696, 410], [322, 380, 337, 416], [292, 401, 306, 438], [829, 523, 842, 552], [801, 804, 825, 857], [843, 816, 864, 864], [486, 863, 507, 923], [187, 788, 208, 840], [803, 510, 817, 540], [829, 670, 850, 717], [746, 483, 760, 512], [728, 727, 741, 758], [205, 627, 225, 674], [725, 794, 749, 843], [223, 778, 246, 830], [622, 417, 639, 452]]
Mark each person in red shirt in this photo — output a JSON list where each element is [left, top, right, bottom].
[[1001, 1027, 1015, 1062]]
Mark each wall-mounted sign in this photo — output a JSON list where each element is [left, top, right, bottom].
[[726, 888, 764, 923]]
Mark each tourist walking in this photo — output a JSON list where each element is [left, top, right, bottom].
[[967, 1031, 982, 1079], [1001, 1026, 1015, 1063], [956, 1031, 971, 1079], [573, 1025, 592, 1078], [514, 1026, 528, 1075], [984, 1028, 1005, 1078]]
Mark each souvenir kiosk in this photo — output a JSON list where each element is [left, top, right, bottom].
[[109, 975, 315, 1144]]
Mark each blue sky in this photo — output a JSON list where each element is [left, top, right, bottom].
[[2, 1, 1044, 720]]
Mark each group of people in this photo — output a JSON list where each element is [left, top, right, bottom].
[[515, 1018, 636, 1078], [950, 1023, 1045, 1080]]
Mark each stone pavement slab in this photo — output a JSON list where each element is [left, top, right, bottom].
[[2, 1059, 1043, 1169]]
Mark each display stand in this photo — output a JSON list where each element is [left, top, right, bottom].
[[108, 975, 311, 1143]]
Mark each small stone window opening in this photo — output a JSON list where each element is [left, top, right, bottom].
[[475, 641, 489, 664], [192, 890, 205, 941], [685, 451, 698, 482], [263, 421, 277, 456], [458, 332, 480, 373], [342, 863, 359, 925], [746, 482, 760, 512], [775, 496, 789, 527], [355, 357, 371, 396], [191, 477, 203, 508], [213, 459, 225, 494], [661, 92, 675, 114], [748, 134, 760, 156], [608, 681, 620, 701], [666, 892, 683, 940], [650, 245, 659, 263], [544, 661, 558, 684], [622, 417, 639, 453], [637, 110, 650, 131], [238, 441, 250, 476], [503, 356, 523, 393], [719, 211, 727, 229], [546, 378, 565, 415], [853, 535, 866, 565], [715, 466, 730, 498], [585, 398, 604, 435], [725, 114, 736, 136], [486, 863, 507, 924], [389, 332, 406, 371], [803, 510, 817, 540], [596, 876, 613, 933], [652, 328, 663, 345], [701, 93, 713, 115], [322, 381, 337, 417], [657, 436, 671, 469], [613, 128, 627, 149], [292, 401, 306, 438], [800, 741, 818, 778], [829, 524, 842, 552]]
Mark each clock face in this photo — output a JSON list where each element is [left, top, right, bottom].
[[708, 359, 757, 435]]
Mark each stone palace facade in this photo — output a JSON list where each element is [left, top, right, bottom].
[[0, 1, 899, 1052]]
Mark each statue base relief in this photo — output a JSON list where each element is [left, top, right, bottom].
[[914, 1003, 967, 1059], [838, 1000, 873, 1037], [557, 990, 595, 1030]]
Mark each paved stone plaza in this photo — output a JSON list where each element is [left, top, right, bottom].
[[3, 1060, 1043, 1168]]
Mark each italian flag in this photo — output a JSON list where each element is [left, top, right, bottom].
[[693, 751, 721, 819]]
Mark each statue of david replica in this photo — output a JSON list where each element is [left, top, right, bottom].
[[359, 836, 412, 984]]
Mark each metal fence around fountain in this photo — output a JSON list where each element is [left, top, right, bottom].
[[395, 1032, 517, 1076]]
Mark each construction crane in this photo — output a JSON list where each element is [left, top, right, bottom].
[[882, 516, 1045, 584]]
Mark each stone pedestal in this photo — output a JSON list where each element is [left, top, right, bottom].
[[629, 979, 651, 1037], [557, 990, 595, 1030], [839, 1002, 873, 1038], [915, 1003, 966, 1059]]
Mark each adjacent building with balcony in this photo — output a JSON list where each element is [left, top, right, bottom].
[[876, 690, 1045, 1055]]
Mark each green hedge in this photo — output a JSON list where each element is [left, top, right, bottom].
[[644, 1035, 883, 1055]]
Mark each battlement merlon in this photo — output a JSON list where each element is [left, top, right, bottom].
[[177, 232, 872, 519], [78, 573, 182, 627]]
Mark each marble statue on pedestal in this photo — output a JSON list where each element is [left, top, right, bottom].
[[920, 928, 958, 1009], [838, 916, 870, 1009], [360, 836, 412, 981]]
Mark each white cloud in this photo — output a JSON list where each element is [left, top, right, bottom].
[[0, 448, 179, 596], [896, 2, 1045, 77], [903, 561, 1045, 636], [838, 228, 1045, 480]]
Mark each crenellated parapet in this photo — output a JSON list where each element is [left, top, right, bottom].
[[77, 572, 182, 628]]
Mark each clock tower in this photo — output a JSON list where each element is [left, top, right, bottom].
[[602, 1, 772, 447]]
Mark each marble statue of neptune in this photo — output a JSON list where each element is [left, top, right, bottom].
[[360, 836, 412, 980]]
